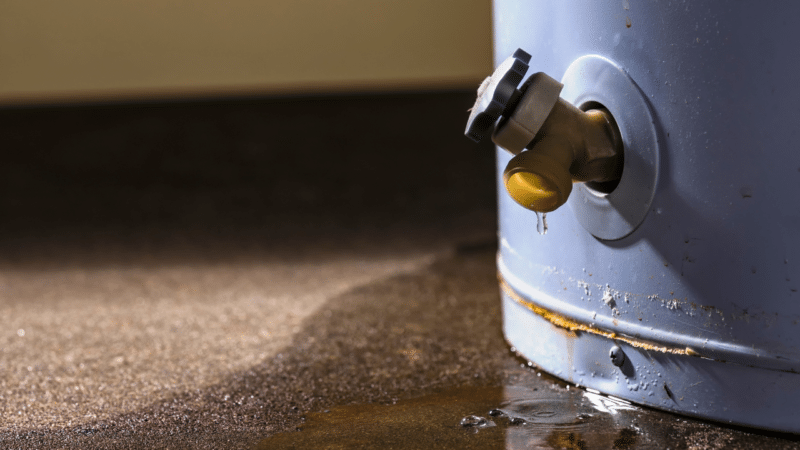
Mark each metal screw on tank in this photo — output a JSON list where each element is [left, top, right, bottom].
[[609, 346, 625, 367]]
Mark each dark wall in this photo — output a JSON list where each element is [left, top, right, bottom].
[[0, 91, 497, 260]]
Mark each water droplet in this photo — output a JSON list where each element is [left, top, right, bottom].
[[460, 415, 494, 428], [535, 212, 548, 235], [488, 409, 504, 417], [509, 417, 526, 425]]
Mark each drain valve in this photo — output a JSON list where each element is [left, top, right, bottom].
[[465, 49, 623, 213]]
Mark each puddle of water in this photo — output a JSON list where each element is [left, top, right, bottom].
[[255, 381, 646, 449], [499, 385, 641, 449], [254, 386, 507, 449], [254, 365, 798, 449]]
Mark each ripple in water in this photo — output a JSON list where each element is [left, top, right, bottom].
[[500, 398, 594, 427], [496, 385, 642, 449]]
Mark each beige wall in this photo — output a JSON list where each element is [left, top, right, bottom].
[[0, 1, 492, 104]]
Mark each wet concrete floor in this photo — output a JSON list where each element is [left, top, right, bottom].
[[1, 92, 798, 448]]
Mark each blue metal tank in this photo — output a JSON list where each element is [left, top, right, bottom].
[[491, 0, 800, 432]]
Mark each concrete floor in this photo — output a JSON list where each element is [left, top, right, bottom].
[[1, 93, 798, 449], [1, 227, 504, 448]]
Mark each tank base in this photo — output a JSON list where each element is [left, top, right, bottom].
[[501, 279, 800, 434]]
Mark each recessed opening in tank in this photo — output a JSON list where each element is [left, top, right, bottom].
[[579, 101, 623, 195]]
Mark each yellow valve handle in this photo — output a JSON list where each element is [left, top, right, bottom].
[[505, 172, 560, 212], [503, 150, 573, 213]]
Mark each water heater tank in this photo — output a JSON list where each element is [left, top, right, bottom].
[[480, 0, 800, 433]]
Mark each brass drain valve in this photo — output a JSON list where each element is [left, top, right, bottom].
[[465, 49, 623, 213]]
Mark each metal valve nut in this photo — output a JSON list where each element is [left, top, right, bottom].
[[492, 72, 564, 155]]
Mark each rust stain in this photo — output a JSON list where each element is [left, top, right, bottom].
[[500, 277, 688, 356]]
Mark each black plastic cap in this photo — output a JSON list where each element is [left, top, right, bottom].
[[464, 48, 531, 143]]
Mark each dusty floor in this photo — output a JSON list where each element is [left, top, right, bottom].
[[0, 92, 798, 448]]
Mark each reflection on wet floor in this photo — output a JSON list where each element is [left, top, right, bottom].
[[257, 363, 799, 449], [255, 386, 508, 449], [254, 379, 639, 449]]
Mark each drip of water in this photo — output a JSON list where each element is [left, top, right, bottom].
[[536, 212, 548, 235]]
